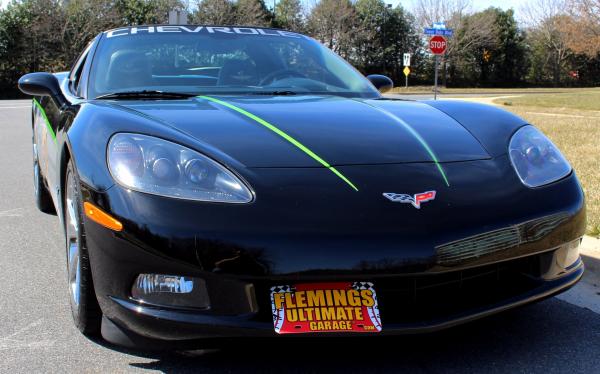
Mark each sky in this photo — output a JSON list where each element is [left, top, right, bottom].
[[0, 0, 526, 13], [470, 0, 523, 10], [393, 0, 524, 11]]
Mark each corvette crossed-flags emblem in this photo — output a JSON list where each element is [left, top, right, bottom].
[[382, 191, 436, 209]]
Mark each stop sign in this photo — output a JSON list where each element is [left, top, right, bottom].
[[429, 36, 447, 55]]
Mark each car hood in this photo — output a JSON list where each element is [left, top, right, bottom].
[[109, 95, 491, 167]]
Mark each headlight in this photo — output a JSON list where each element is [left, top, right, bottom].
[[108, 133, 253, 203], [508, 126, 571, 187]]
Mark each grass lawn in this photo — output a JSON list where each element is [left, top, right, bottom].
[[489, 93, 600, 237], [494, 88, 600, 111], [389, 86, 591, 95]]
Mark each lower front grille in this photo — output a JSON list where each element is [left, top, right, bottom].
[[375, 256, 539, 324], [251, 253, 545, 325]]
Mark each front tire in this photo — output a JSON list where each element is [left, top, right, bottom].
[[64, 160, 102, 335]]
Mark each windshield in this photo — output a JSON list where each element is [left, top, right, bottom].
[[89, 26, 380, 99]]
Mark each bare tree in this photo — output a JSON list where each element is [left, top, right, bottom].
[[192, 0, 236, 25], [561, 0, 600, 56], [411, 0, 471, 29], [412, 0, 497, 58], [521, 0, 571, 85], [445, 11, 497, 59], [411, 0, 497, 86], [61, 0, 121, 66], [115, 0, 187, 25], [27, 0, 68, 71], [307, 0, 358, 59], [234, 0, 271, 26], [521, 0, 567, 27], [274, 0, 305, 31]]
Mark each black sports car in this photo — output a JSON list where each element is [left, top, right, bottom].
[[18, 25, 585, 348]]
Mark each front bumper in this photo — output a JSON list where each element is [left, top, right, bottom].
[[85, 213, 586, 346], [103, 252, 583, 345], [79, 160, 586, 345]]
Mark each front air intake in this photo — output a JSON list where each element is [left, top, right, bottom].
[[436, 213, 569, 265]]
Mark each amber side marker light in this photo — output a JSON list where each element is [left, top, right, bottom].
[[83, 202, 123, 232]]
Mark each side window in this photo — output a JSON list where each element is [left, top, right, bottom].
[[69, 42, 93, 97]]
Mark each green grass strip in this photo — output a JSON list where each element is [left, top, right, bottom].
[[32, 98, 57, 144], [198, 96, 359, 191]]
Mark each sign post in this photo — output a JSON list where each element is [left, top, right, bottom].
[[403, 67, 411, 88], [434, 56, 438, 100], [429, 35, 447, 100], [403, 53, 411, 88]]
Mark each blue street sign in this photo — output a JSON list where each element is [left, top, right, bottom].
[[424, 28, 454, 36]]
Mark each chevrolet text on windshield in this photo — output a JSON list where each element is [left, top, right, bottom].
[[105, 26, 304, 38]]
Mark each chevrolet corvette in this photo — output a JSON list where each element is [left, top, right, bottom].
[[18, 25, 585, 348]]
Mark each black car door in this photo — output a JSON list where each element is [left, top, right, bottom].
[[34, 43, 92, 204]]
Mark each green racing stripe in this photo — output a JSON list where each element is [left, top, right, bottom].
[[392, 119, 450, 187], [198, 96, 359, 192], [32, 98, 57, 144], [357, 100, 450, 187]]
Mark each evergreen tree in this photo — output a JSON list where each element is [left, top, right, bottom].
[[481, 8, 529, 86], [353, 0, 420, 81]]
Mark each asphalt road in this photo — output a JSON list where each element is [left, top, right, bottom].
[[1, 100, 599, 373]]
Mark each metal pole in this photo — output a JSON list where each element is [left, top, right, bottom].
[[434, 55, 438, 100], [405, 72, 408, 88], [382, 9, 386, 74]]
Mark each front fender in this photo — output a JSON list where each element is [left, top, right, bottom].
[[424, 100, 528, 157], [65, 104, 116, 193]]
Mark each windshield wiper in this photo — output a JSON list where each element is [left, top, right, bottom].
[[95, 90, 196, 100]]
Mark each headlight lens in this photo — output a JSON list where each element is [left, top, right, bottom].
[[508, 126, 571, 187], [108, 133, 253, 203]]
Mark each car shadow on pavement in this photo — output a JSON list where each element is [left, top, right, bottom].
[[97, 298, 600, 373]]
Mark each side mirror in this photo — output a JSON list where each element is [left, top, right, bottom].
[[367, 74, 393, 93], [18, 72, 67, 108]]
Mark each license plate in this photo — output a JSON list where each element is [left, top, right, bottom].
[[270, 282, 382, 334]]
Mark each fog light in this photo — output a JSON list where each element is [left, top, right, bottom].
[[131, 274, 210, 309]]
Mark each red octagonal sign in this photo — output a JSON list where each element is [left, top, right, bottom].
[[429, 35, 447, 55]]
